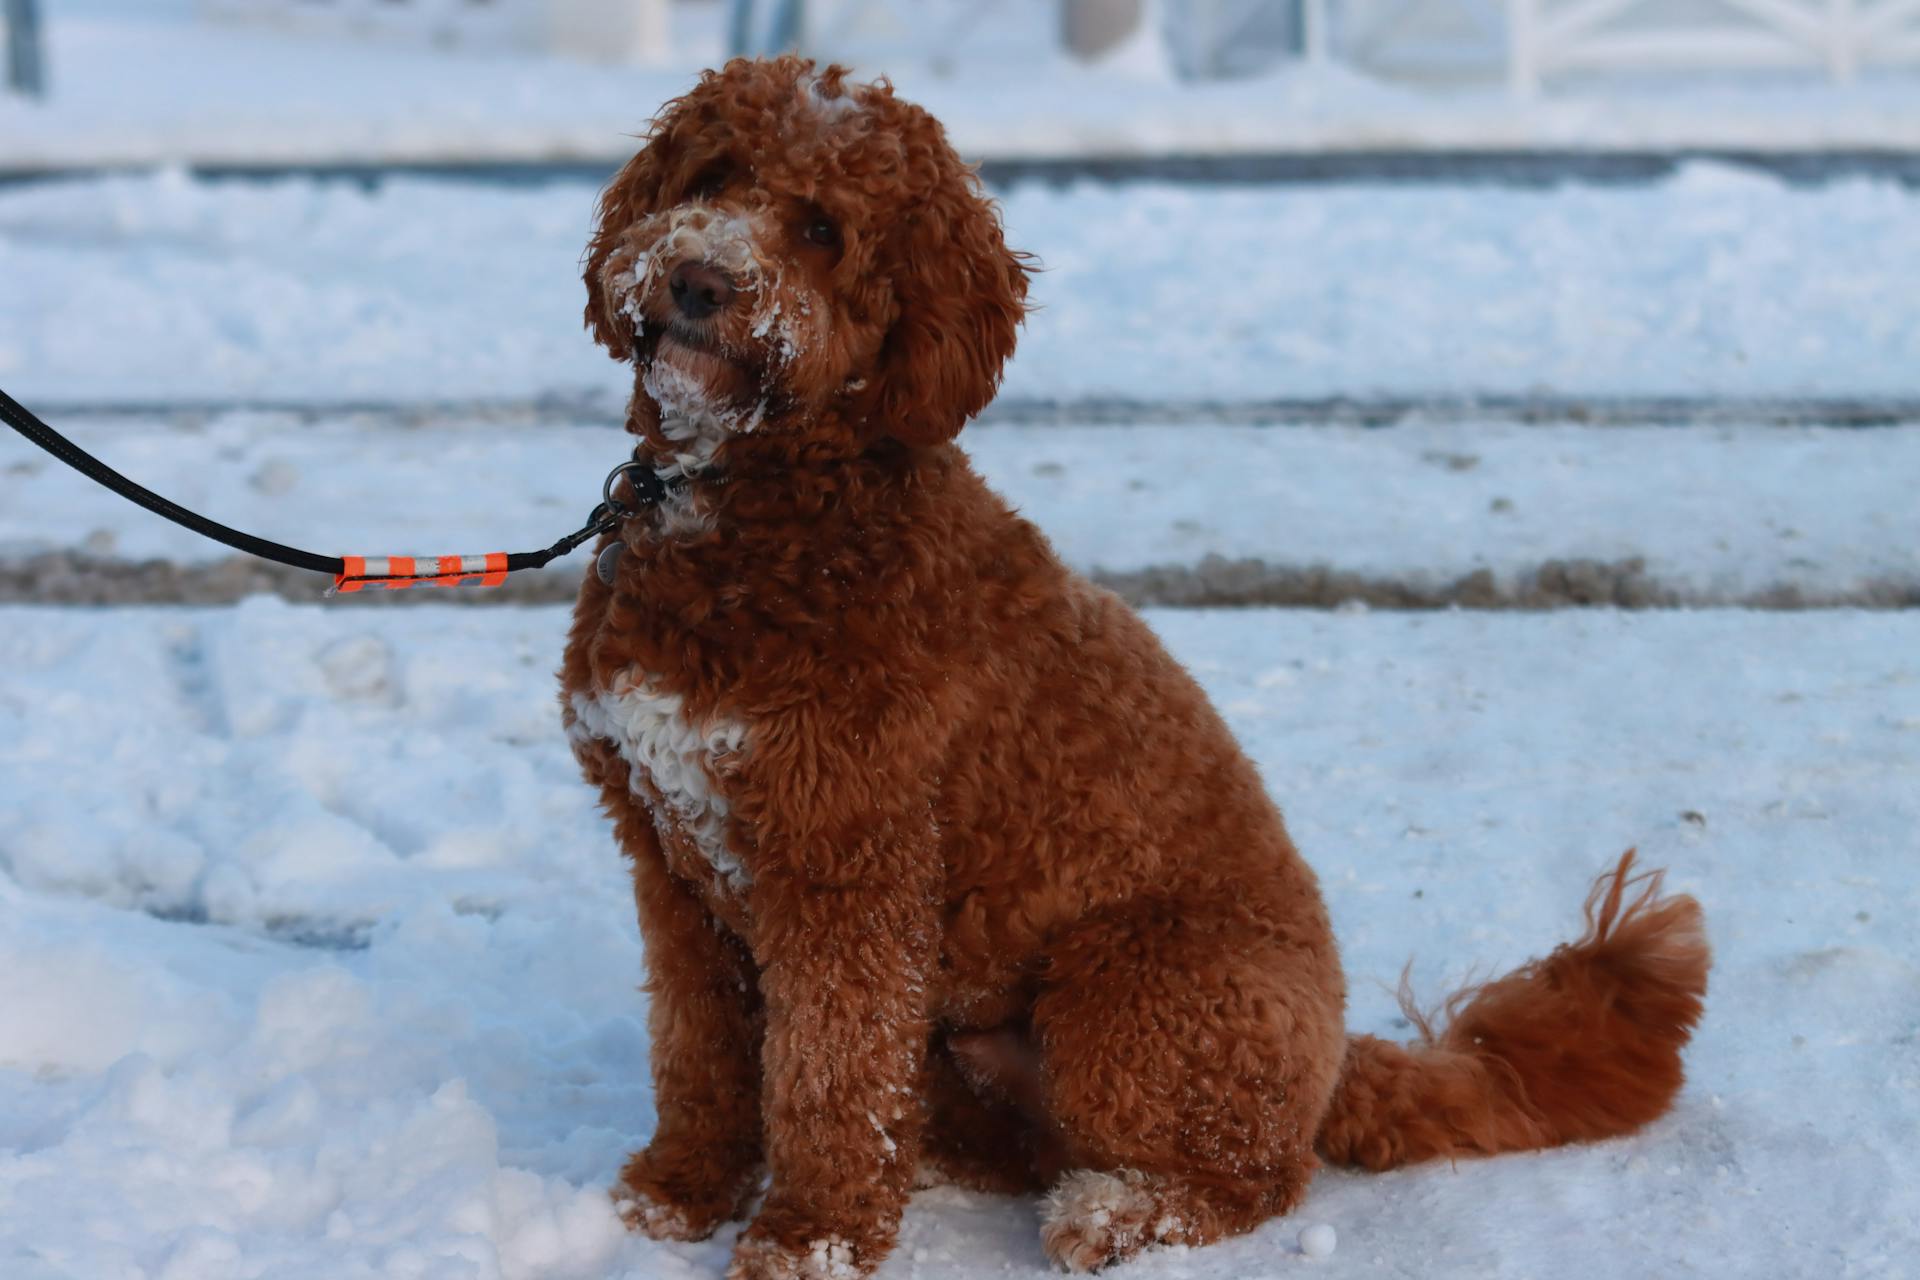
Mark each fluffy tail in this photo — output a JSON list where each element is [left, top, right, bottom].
[[1317, 850, 1709, 1171]]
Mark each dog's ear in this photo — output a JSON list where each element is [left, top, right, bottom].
[[874, 173, 1031, 447]]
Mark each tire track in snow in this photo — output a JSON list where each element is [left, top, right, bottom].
[[17, 394, 1920, 430], [4, 550, 1916, 611], [6, 408, 1915, 611], [160, 618, 229, 738]]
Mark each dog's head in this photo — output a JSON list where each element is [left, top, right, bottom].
[[583, 56, 1030, 470]]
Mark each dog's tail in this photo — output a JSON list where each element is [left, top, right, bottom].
[[1316, 850, 1709, 1171]]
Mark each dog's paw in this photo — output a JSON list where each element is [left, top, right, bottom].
[[1040, 1169, 1165, 1272], [726, 1232, 867, 1280], [611, 1146, 757, 1243], [612, 1186, 711, 1242]]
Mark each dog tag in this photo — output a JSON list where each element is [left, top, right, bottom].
[[595, 540, 625, 586]]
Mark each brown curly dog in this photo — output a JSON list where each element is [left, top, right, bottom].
[[559, 56, 1710, 1279]]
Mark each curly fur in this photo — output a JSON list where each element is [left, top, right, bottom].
[[1318, 851, 1711, 1171], [561, 56, 1711, 1278]]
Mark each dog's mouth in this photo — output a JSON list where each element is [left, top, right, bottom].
[[643, 315, 765, 382], [654, 320, 725, 359], [649, 329, 760, 397], [638, 320, 772, 466], [625, 268, 787, 439]]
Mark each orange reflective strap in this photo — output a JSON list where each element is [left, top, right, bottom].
[[333, 555, 369, 594], [331, 552, 513, 594]]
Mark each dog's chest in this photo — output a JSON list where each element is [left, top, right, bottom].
[[566, 670, 751, 897]]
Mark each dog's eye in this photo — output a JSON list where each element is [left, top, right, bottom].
[[688, 164, 730, 200], [803, 215, 841, 248]]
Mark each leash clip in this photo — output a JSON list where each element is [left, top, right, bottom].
[[588, 457, 672, 588]]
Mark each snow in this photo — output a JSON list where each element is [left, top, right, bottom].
[[3, 411, 1916, 605], [2, 600, 1916, 1277], [10, 10, 1920, 169], [6, 165, 1920, 406]]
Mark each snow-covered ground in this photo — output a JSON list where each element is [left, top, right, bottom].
[[4, 412, 1917, 606], [5, 164, 1920, 406], [2, 601, 1915, 1279], [10, 8, 1920, 169], [7, 163, 1918, 605]]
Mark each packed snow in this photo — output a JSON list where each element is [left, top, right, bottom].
[[2, 411, 1917, 605], [1, 600, 1916, 1278], [5, 164, 1920, 407], [1299, 1221, 1337, 1260]]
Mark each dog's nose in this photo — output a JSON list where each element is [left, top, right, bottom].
[[669, 261, 736, 320]]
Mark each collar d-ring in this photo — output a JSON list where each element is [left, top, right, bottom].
[[602, 458, 663, 519]]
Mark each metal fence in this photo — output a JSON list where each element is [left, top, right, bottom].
[[193, 0, 670, 61], [4, 0, 45, 99]]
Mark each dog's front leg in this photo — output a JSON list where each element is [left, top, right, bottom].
[[609, 802, 765, 1242], [729, 850, 935, 1280]]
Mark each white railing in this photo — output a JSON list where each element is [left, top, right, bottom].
[[1298, 0, 1920, 92], [193, 0, 1920, 91], [1164, 0, 1307, 78], [196, 0, 669, 61], [1506, 0, 1920, 93], [795, 0, 1029, 71], [1321, 0, 1509, 81]]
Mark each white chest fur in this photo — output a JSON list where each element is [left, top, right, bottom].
[[567, 672, 750, 892]]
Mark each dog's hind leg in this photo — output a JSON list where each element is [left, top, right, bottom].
[[1029, 900, 1346, 1271], [917, 1028, 1052, 1197]]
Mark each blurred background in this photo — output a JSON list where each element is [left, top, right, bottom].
[[8, 1, 1920, 164]]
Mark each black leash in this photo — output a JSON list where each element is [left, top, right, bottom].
[[0, 386, 664, 593]]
